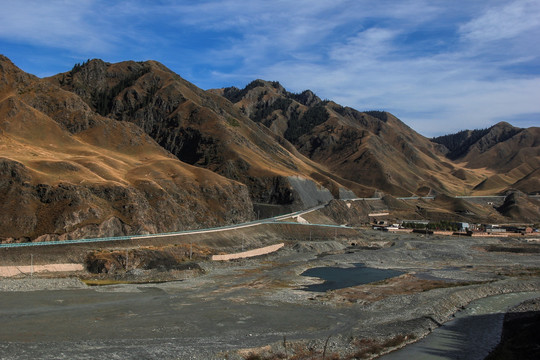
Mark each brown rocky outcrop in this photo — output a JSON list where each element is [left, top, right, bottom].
[[433, 123, 540, 195], [215, 80, 475, 197], [48, 59, 360, 206], [0, 55, 254, 243]]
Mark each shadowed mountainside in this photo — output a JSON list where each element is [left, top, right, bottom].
[[0, 55, 253, 243], [0, 55, 538, 243], [215, 80, 539, 198], [213, 80, 487, 197], [48, 60, 366, 208], [433, 122, 540, 195]]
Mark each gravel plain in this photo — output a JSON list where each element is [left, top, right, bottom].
[[0, 230, 539, 359]]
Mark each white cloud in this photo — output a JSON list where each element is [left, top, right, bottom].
[[1, 0, 538, 136], [330, 28, 398, 61], [459, 0, 540, 42], [0, 0, 114, 53], [203, 1, 540, 136]]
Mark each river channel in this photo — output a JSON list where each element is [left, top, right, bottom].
[[380, 291, 540, 360]]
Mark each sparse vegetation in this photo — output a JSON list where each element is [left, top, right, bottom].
[[346, 334, 413, 359], [251, 98, 293, 123], [365, 110, 388, 122], [432, 125, 522, 160], [92, 66, 151, 115], [226, 116, 240, 127], [401, 220, 460, 231], [284, 103, 329, 143], [241, 334, 415, 360], [222, 80, 267, 103], [432, 128, 490, 159]]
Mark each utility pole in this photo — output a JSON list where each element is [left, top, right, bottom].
[[125, 250, 128, 271], [190, 242, 193, 260], [30, 254, 33, 278]]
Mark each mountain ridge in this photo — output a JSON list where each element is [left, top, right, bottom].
[[432, 122, 540, 195], [0, 55, 254, 242], [214, 80, 473, 196], [47, 59, 369, 206], [215, 79, 539, 197], [0, 55, 539, 242]]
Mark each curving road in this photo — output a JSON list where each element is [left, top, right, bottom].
[[0, 202, 334, 249]]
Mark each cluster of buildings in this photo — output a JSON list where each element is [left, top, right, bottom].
[[371, 219, 537, 236]]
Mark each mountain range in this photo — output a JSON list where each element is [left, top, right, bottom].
[[0, 55, 538, 242]]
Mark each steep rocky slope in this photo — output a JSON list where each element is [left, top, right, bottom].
[[213, 80, 480, 197], [0, 55, 253, 243], [48, 59, 364, 207], [496, 191, 540, 223], [1, 54, 537, 244], [433, 122, 540, 195]]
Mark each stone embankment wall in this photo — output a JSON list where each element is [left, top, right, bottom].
[[212, 243, 284, 261]]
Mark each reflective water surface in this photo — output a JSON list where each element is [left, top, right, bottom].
[[301, 263, 403, 292], [380, 291, 540, 360]]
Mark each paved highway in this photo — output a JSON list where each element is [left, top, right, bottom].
[[2, 194, 536, 249], [0, 202, 334, 249]]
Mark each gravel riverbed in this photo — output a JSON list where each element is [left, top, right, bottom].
[[0, 230, 538, 359]]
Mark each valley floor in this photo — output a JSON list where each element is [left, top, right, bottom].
[[0, 230, 539, 359]]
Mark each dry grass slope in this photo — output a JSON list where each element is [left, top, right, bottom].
[[0, 56, 253, 242]]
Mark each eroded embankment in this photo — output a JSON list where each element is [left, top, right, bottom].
[[243, 278, 540, 360], [407, 278, 540, 329], [357, 279, 540, 359], [381, 291, 540, 360]]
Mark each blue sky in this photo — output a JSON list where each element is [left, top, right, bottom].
[[1, 0, 539, 137]]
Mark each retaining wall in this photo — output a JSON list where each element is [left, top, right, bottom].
[[212, 243, 285, 261], [0, 264, 84, 277]]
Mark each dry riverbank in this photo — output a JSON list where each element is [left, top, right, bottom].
[[0, 230, 538, 359]]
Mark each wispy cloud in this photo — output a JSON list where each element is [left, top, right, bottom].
[[459, 0, 540, 42], [193, 0, 540, 136], [0, 0, 538, 136], [0, 0, 113, 53]]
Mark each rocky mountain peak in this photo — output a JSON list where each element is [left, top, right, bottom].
[[1, 54, 538, 244], [432, 121, 523, 161], [0, 54, 36, 90], [289, 89, 321, 107], [0, 55, 256, 242], [473, 122, 521, 152]]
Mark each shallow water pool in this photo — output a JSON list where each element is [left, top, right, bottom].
[[301, 263, 403, 292]]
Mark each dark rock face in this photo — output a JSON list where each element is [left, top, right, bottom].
[[496, 191, 540, 222], [0, 56, 254, 243], [0, 161, 254, 242], [49, 59, 351, 208], [219, 80, 461, 196], [0, 158, 38, 239], [49, 60, 227, 170]]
